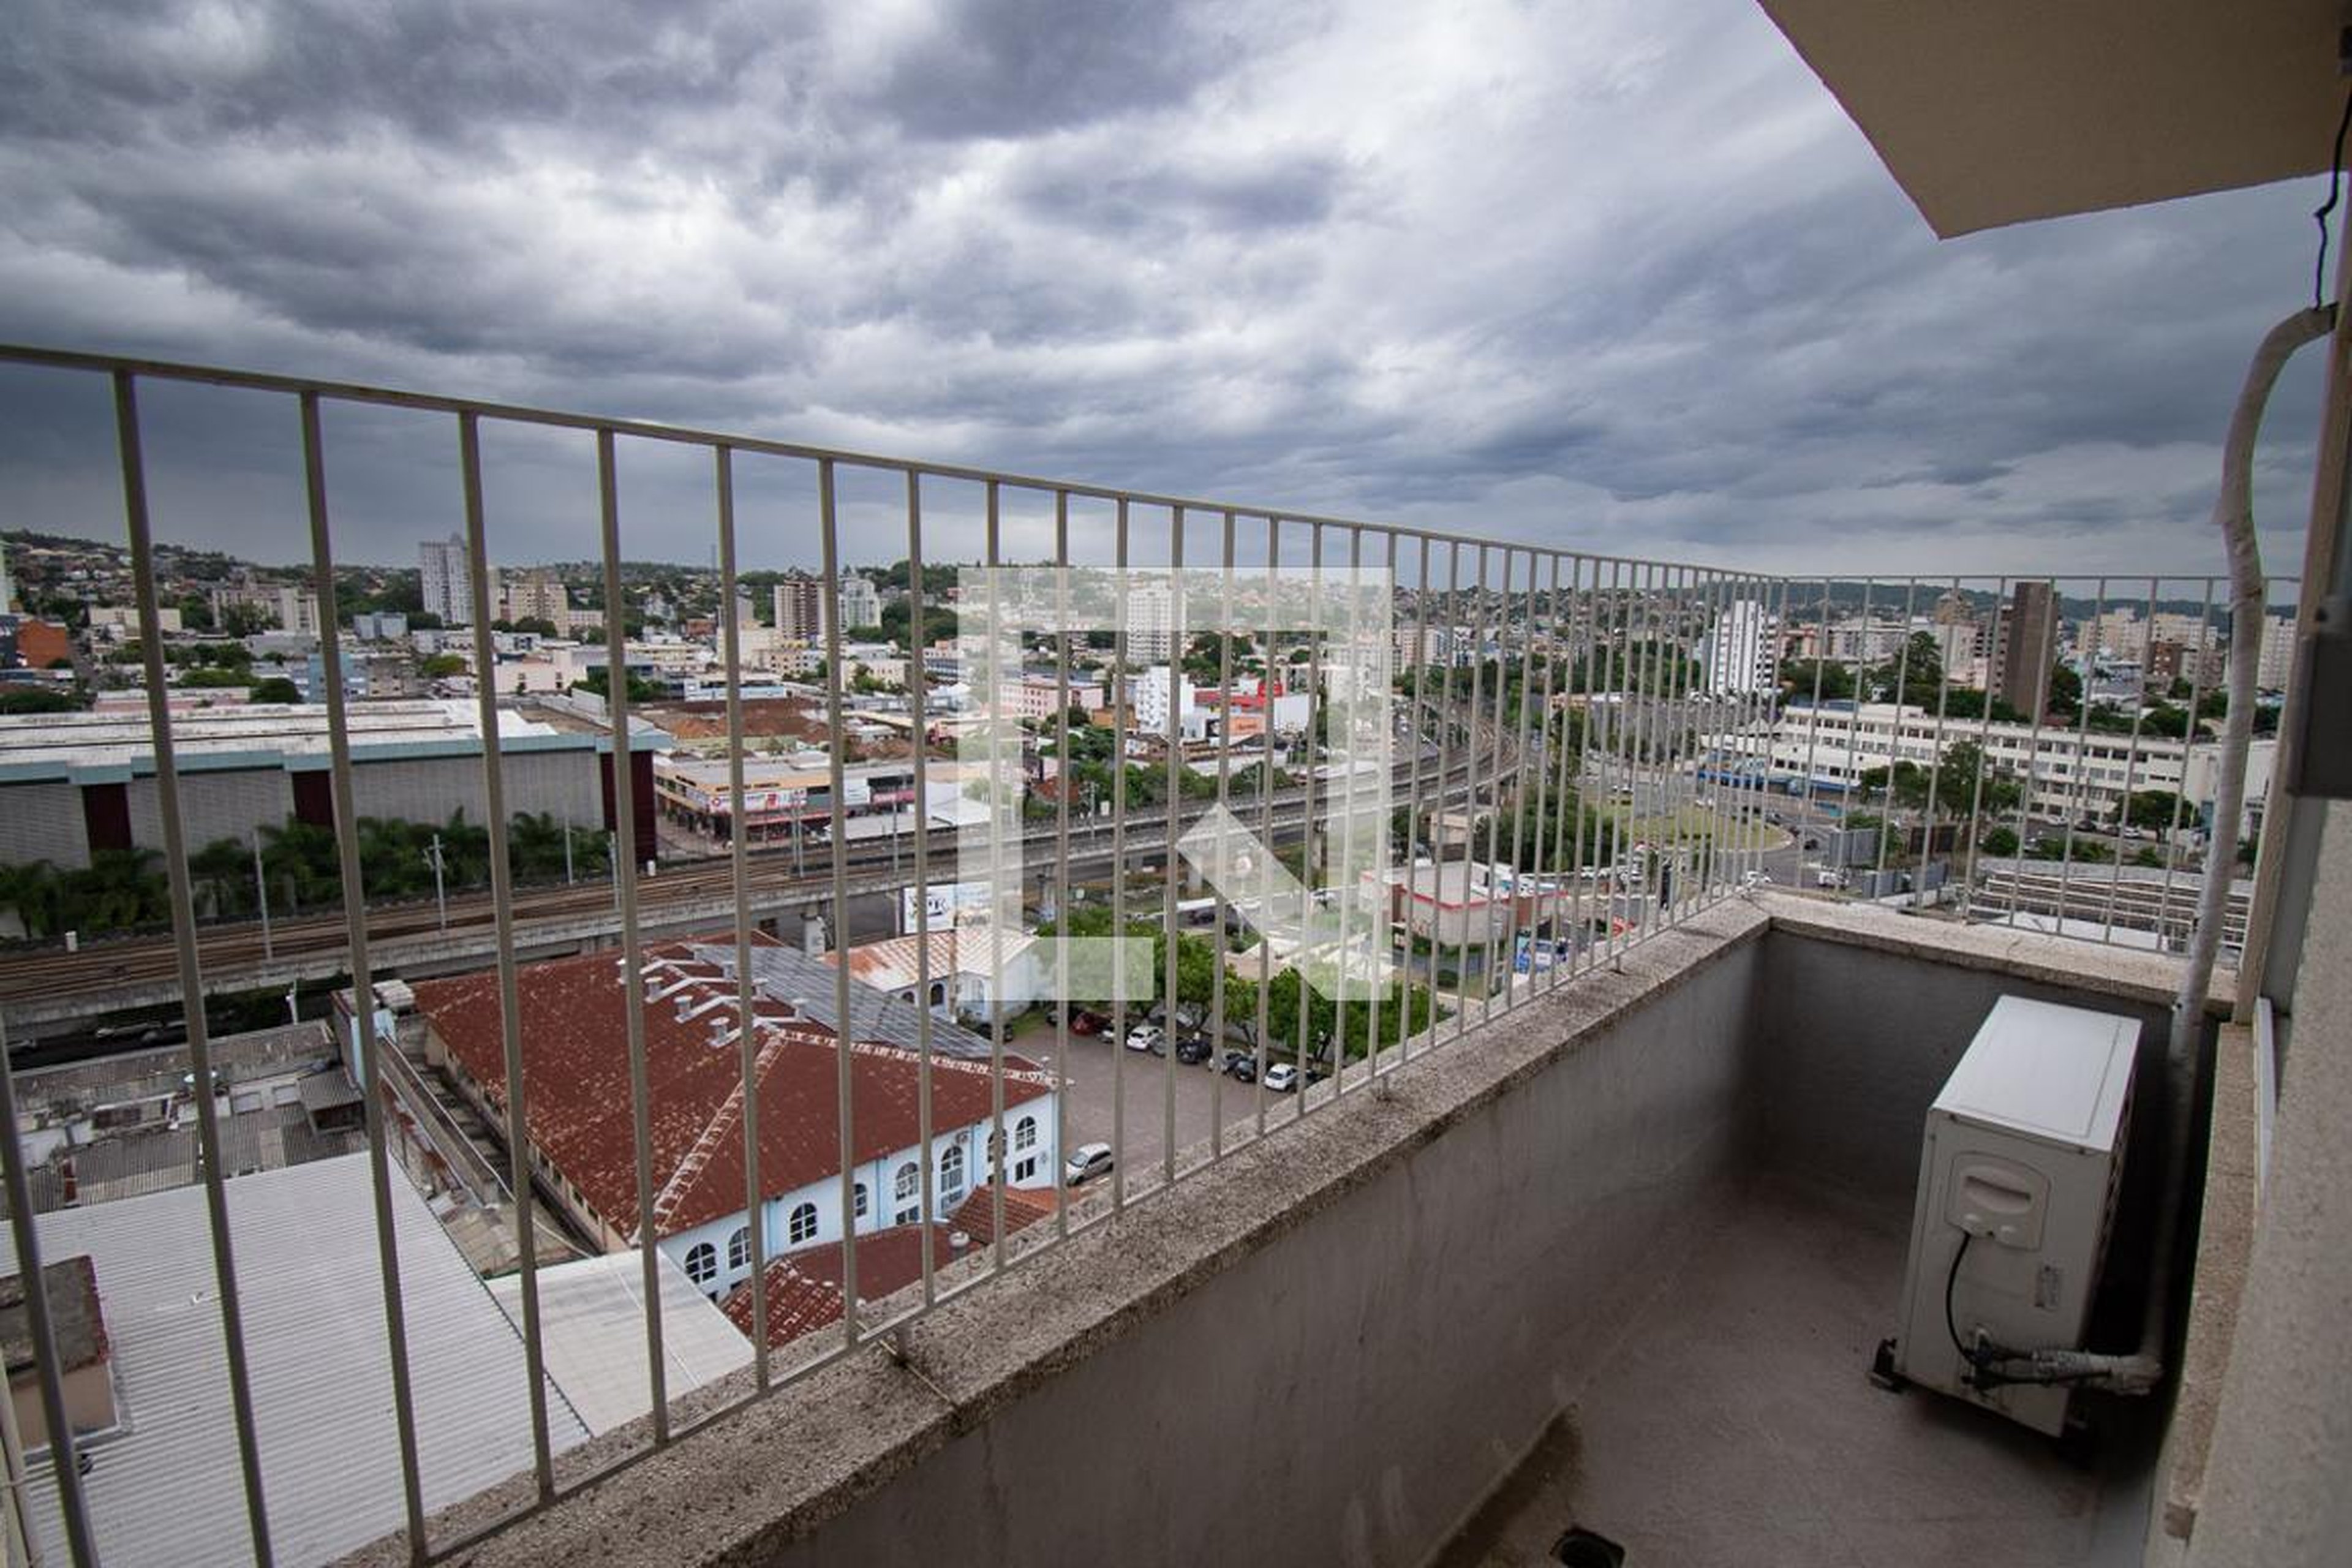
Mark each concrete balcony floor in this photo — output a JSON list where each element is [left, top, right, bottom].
[[1437, 1173, 2153, 1568]]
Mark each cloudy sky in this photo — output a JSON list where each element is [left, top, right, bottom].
[[0, 0, 2337, 584]]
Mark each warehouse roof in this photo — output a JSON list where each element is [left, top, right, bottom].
[[17, 1153, 589, 1568]]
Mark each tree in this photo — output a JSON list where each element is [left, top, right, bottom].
[[418, 652, 467, 679], [1980, 825, 2019, 856], [1777, 659, 1856, 704], [249, 676, 303, 704], [0, 688, 85, 715], [2122, 789, 2186, 837], [1868, 632, 1945, 706]]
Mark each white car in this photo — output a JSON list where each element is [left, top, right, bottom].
[[1262, 1063, 1300, 1093], [1125, 1025, 1164, 1053], [1065, 1142, 1114, 1186]]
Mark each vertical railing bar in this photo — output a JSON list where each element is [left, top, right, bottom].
[[2052, 578, 2110, 930], [1477, 548, 1515, 1007], [1453, 545, 1489, 1040], [1253, 517, 1280, 1137], [2006, 578, 2057, 911], [815, 460, 862, 1344], [1396, 536, 1435, 1061], [1795, 577, 1833, 886], [1364, 527, 1392, 1070], [714, 444, 772, 1382], [1542, 554, 1580, 987], [1330, 524, 1362, 1095], [1694, 568, 1729, 911], [306, 394, 439, 1541], [1208, 508, 1237, 1147], [117, 371, 277, 1567], [1628, 559, 1665, 946], [984, 481, 1009, 1265], [1110, 497, 1130, 1205], [1960, 576, 2010, 918], [1676, 567, 1709, 918], [903, 473, 938, 1301], [1296, 520, 1323, 1112], [2158, 581, 2220, 949], [1501, 549, 1541, 1000], [1872, 579, 1920, 889], [0, 1016, 97, 1568], [456, 411, 554, 1512], [1050, 490, 1074, 1235], [596, 428, 669, 1439], [1572, 557, 1613, 979], [1161, 506, 1184, 1171], [2099, 577, 2166, 945], [1918, 576, 1961, 922]]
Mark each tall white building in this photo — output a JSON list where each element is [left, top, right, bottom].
[[0, 537, 13, 613], [835, 573, 882, 635], [274, 586, 322, 637], [1123, 577, 1177, 661], [2256, 612, 2299, 692], [1702, 600, 1777, 695], [418, 534, 491, 625]]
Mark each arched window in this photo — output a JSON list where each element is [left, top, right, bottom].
[[929, 981, 947, 1006], [787, 1201, 819, 1246], [727, 1226, 750, 1273], [892, 1162, 920, 1225], [940, 1142, 966, 1196], [1014, 1116, 1038, 1151], [853, 1182, 870, 1219], [684, 1242, 717, 1286]]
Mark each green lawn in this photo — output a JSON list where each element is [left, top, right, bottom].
[[1597, 802, 1777, 852]]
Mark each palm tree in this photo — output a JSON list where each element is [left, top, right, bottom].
[[0, 861, 61, 940], [189, 837, 255, 919]]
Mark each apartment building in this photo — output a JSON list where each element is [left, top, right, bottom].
[[1732, 701, 2275, 834]]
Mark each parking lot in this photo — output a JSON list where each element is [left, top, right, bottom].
[[1013, 1017, 1304, 1180]]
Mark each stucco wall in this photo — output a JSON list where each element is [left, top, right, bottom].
[[2180, 799, 2352, 1568], [752, 934, 1763, 1568]]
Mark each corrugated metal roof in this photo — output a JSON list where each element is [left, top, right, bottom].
[[15, 1153, 590, 1568], [484, 1252, 751, 1438]]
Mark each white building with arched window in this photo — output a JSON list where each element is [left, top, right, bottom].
[[413, 935, 1059, 1308]]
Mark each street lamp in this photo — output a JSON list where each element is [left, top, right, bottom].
[[251, 837, 274, 960], [423, 833, 448, 932]]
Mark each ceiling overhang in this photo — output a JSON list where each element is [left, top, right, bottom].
[[1755, 2, 2350, 236]]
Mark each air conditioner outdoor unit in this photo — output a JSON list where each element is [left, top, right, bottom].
[[1877, 995, 2139, 1436]]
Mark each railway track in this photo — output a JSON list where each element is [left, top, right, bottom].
[[2, 754, 1485, 1011]]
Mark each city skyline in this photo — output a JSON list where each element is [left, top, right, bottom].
[[0, 0, 2337, 580]]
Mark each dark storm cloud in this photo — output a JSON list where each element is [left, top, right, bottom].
[[0, 0, 2332, 577], [863, 0, 1238, 140]]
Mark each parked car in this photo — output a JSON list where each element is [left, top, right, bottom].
[[1126, 1025, 1166, 1055], [1262, 1063, 1300, 1093], [1175, 1036, 1215, 1065], [1067, 1008, 1107, 1036], [1065, 1142, 1114, 1186], [1224, 1050, 1259, 1083]]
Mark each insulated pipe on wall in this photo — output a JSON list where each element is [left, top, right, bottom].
[[1976, 304, 2335, 1397]]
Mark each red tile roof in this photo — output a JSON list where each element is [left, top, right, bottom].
[[409, 935, 1051, 1243], [718, 1224, 965, 1349], [948, 1184, 1058, 1246]]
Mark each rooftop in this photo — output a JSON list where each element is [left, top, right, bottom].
[[409, 935, 1052, 1241], [0, 1254, 105, 1379], [17, 1153, 589, 1568]]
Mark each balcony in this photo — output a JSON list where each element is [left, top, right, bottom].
[[293, 897, 2223, 1568], [0, 331, 2336, 1568]]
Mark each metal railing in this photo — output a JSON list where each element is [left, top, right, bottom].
[[0, 344, 2287, 1567]]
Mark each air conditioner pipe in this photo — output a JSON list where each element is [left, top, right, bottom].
[[1972, 304, 2335, 1396]]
